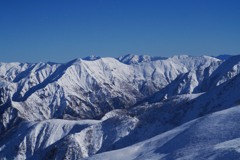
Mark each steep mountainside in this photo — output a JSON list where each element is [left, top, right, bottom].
[[0, 54, 240, 159]]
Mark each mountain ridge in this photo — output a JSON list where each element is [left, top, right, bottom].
[[0, 54, 240, 159]]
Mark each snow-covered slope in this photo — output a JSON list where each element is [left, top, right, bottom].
[[86, 105, 240, 160], [0, 119, 99, 160], [205, 55, 240, 87], [0, 55, 219, 129], [1, 54, 240, 160]]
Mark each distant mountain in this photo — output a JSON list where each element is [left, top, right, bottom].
[[1, 54, 240, 159]]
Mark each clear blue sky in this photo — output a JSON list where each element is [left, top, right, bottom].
[[0, 0, 240, 62]]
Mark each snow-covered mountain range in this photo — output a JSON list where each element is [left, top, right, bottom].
[[1, 54, 240, 160]]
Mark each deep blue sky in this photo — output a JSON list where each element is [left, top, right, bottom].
[[0, 0, 240, 62]]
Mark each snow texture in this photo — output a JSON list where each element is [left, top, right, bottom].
[[0, 54, 240, 159]]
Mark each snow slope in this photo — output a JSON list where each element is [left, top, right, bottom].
[[1, 54, 240, 159], [0, 55, 220, 132], [86, 105, 240, 160], [0, 119, 99, 160]]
